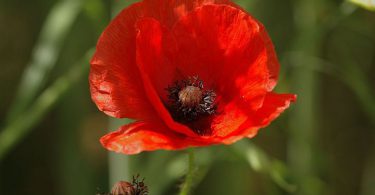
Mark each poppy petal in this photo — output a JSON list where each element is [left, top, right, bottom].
[[134, 17, 176, 101], [90, 3, 157, 120], [169, 4, 278, 110], [252, 92, 297, 128], [140, 0, 234, 27], [100, 121, 207, 154], [221, 92, 296, 144], [135, 18, 198, 137]]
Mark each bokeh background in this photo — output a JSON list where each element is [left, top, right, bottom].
[[1, 0, 375, 194]]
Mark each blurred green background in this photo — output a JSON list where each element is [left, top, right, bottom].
[[0, 0, 374, 194]]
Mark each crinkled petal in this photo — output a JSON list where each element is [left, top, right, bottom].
[[100, 121, 210, 154], [211, 100, 248, 137], [252, 92, 297, 128], [90, 3, 156, 119], [167, 4, 281, 137], [141, 0, 233, 28], [135, 18, 198, 137], [169, 4, 279, 110], [221, 92, 296, 144], [90, 0, 236, 120], [134, 18, 177, 101]]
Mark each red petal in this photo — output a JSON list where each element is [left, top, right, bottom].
[[90, 3, 156, 119], [169, 4, 279, 110], [211, 100, 250, 137], [135, 18, 198, 137], [135, 18, 176, 101], [141, 0, 233, 27], [221, 92, 296, 144], [90, 0, 236, 119], [252, 92, 296, 128], [100, 121, 209, 154]]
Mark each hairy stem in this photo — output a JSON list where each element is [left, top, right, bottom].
[[179, 149, 196, 195]]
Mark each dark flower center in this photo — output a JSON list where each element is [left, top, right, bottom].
[[166, 76, 216, 135]]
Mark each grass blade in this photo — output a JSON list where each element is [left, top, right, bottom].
[[0, 49, 93, 161], [6, 0, 82, 122]]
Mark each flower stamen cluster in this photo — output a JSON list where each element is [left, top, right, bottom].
[[166, 76, 216, 128]]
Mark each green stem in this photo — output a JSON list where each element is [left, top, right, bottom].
[[288, 0, 325, 194], [179, 149, 196, 195], [108, 119, 131, 185]]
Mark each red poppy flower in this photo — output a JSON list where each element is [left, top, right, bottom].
[[90, 0, 296, 155]]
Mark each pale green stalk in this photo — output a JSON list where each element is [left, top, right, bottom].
[[179, 149, 196, 195], [288, 0, 325, 194]]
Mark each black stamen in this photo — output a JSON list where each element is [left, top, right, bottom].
[[165, 76, 217, 135]]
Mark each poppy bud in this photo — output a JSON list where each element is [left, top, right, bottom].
[[108, 175, 148, 195], [111, 181, 135, 195], [132, 174, 149, 195]]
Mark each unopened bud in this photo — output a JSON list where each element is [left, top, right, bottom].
[[111, 181, 135, 195]]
